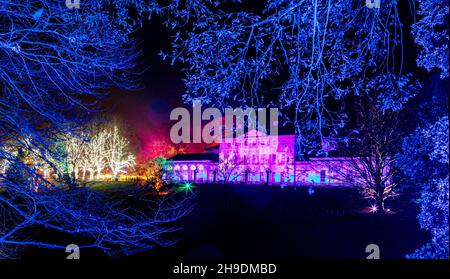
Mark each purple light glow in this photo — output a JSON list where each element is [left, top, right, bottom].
[[170, 130, 358, 186]]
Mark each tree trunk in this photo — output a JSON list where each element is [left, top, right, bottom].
[[375, 184, 385, 215], [73, 165, 78, 180], [95, 167, 101, 180], [43, 166, 48, 179], [112, 170, 118, 181], [81, 167, 86, 181]]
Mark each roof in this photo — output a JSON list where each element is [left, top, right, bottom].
[[205, 144, 219, 151], [168, 153, 219, 162], [223, 129, 296, 139]]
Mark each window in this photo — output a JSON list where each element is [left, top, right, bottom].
[[274, 173, 281, 183], [254, 174, 259, 182], [280, 154, 286, 164], [320, 170, 327, 183], [271, 154, 276, 164], [263, 155, 267, 163]]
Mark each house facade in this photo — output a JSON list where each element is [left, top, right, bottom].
[[169, 130, 355, 186]]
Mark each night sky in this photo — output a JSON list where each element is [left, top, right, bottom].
[[106, 18, 204, 162]]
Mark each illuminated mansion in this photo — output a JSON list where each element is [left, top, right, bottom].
[[169, 130, 355, 186]]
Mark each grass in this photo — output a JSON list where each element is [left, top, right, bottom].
[[162, 183, 428, 259], [87, 180, 137, 192], [13, 182, 426, 259]]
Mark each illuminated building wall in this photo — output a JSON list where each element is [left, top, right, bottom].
[[170, 130, 356, 186]]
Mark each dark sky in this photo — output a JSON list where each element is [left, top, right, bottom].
[[108, 18, 204, 162]]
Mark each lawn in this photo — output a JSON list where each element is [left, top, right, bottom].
[[139, 184, 429, 259], [19, 182, 428, 259], [87, 180, 138, 192]]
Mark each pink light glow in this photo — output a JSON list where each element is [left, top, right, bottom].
[[111, 95, 207, 162]]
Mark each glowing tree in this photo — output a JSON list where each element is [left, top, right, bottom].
[[162, 0, 416, 153], [217, 149, 245, 184], [397, 0, 449, 258], [399, 112, 449, 258], [85, 127, 109, 180], [65, 135, 88, 181], [137, 157, 174, 191], [329, 99, 408, 213], [104, 126, 136, 180], [79, 152, 91, 182], [0, 178, 195, 258], [0, 0, 194, 259], [0, 0, 141, 184], [0, 145, 16, 175], [412, 0, 449, 79]]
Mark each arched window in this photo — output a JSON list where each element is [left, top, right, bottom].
[[274, 173, 281, 183]]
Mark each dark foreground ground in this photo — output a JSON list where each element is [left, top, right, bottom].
[[22, 183, 428, 260]]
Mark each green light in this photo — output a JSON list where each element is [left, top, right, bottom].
[[179, 182, 195, 194]]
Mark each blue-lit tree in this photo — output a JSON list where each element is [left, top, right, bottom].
[[398, 0, 449, 259], [0, 175, 194, 257], [399, 115, 449, 259], [0, 0, 193, 258], [0, 0, 142, 179], [161, 0, 417, 153], [412, 0, 449, 79]]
